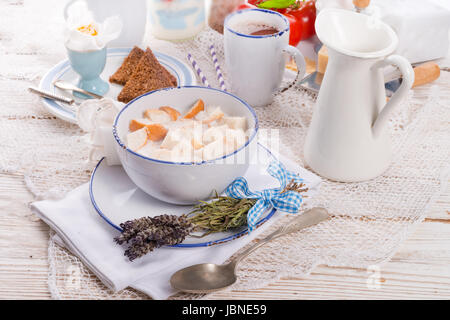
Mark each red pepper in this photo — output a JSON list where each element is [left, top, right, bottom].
[[283, 12, 303, 46], [233, 1, 316, 47], [235, 3, 256, 11], [286, 1, 316, 42]]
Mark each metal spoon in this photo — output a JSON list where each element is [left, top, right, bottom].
[[170, 207, 330, 293], [53, 80, 103, 99]]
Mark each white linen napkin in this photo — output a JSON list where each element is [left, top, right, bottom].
[[31, 155, 321, 299]]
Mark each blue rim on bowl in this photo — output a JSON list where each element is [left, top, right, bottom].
[[89, 143, 278, 248], [224, 8, 290, 39], [112, 85, 259, 166]]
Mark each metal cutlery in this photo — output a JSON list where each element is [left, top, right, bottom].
[[170, 207, 330, 293], [53, 80, 103, 99], [28, 87, 76, 105]]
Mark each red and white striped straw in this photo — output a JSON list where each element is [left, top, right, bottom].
[[209, 44, 227, 92], [187, 53, 211, 88]]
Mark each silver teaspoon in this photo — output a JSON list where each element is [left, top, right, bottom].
[[170, 207, 330, 293]]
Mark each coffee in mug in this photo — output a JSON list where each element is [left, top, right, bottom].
[[224, 9, 306, 107], [232, 22, 280, 36]]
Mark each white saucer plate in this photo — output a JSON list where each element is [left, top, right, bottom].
[[89, 143, 281, 247], [39, 47, 197, 123]]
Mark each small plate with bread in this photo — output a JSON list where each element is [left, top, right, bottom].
[[39, 47, 197, 123]]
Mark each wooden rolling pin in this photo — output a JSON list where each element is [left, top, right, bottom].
[[384, 61, 442, 87]]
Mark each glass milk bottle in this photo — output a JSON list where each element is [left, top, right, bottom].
[[148, 0, 206, 40]]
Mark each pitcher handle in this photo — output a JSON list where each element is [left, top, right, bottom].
[[372, 55, 414, 138], [282, 45, 306, 87]]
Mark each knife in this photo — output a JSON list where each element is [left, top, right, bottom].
[[300, 61, 441, 96], [53, 80, 103, 99]]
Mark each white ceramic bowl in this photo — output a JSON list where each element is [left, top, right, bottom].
[[112, 86, 259, 205]]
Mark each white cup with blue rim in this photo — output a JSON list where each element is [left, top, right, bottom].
[[224, 8, 306, 107]]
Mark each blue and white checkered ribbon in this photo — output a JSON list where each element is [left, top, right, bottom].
[[226, 161, 304, 232]]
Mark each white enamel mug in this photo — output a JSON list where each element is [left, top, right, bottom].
[[224, 9, 306, 107]]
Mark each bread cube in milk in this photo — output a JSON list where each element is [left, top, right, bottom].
[[193, 148, 204, 163], [203, 106, 225, 124], [137, 141, 159, 158], [143, 109, 172, 123], [177, 118, 195, 128], [126, 127, 148, 151], [224, 129, 247, 154], [223, 116, 247, 131], [160, 128, 184, 149], [191, 122, 204, 150], [153, 148, 175, 162], [194, 110, 209, 122], [172, 139, 194, 162], [203, 139, 225, 160]]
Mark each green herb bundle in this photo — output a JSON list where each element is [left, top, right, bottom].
[[187, 195, 257, 236], [115, 180, 308, 261]]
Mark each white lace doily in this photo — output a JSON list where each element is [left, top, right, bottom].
[[1, 0, 449, 300]]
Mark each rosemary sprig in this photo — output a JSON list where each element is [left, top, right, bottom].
[[187, 181, 309, 236], [280, 179, 309, 195], [115, 180, 309, 260]]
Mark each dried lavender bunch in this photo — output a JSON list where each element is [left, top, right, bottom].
[[150, 215, 193, 229], [114, 217, 154, 245], [114, 214, 195, 261], [131, 224, 192, 246], [115, 179, 309, 260], [124, 240, 158, 261]]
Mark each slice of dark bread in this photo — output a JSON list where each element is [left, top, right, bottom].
[[117, 48, 175, 103], [109, 46, 145, 85], [161, 66, 178, 86]]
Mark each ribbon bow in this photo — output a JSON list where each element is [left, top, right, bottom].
[[226, 161, 304, 232]]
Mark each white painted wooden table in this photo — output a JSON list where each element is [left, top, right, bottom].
[[0, 0, 449, 300]]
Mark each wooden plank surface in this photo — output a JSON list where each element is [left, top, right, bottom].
[[0, 100, 448, 300], [0, 173, 449, 300]]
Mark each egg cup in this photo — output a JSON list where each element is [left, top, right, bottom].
[[66, 46, 109, 99]]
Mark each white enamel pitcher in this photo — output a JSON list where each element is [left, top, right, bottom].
[[304, 9, 414, 182]]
